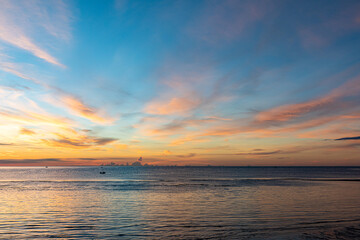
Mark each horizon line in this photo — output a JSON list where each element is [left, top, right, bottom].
[[0, 165, 359, 167]]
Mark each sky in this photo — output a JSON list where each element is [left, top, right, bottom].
[[0, 0, 360, 166]]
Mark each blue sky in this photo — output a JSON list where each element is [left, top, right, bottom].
[[0, 0, 360, 166]]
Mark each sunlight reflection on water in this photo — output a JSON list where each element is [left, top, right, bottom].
[[0, 167, 359, 239]]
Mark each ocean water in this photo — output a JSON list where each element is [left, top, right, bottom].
[[0, 166, 360, 239]]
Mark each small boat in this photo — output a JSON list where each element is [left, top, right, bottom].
[[100, 171, 106, 174]]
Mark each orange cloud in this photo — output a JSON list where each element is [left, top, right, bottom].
[[20, 128, 35, 135], [139, 73, 360, 147], [43, 133, 117, 149], [54, 95, 114, 124], [0, 108, 72, 127], [145, 97, 200, 115], [113, 144, 128, 150], [170, 135, 209, 146], [162, 150, 172, 155]]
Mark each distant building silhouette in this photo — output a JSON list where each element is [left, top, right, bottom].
[[131, 161, 142, 166]]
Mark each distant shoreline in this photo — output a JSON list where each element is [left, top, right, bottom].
[[0, 165, 360, 168]]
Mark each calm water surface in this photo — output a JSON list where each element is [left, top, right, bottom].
[[0, 166, 360, 239]]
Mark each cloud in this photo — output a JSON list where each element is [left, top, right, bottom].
[[175, 153, 196, 158], [149, 116, 230, 136], [162, 150, 172, 155], [0, 158, 62, 164], [162, 88, 360, 144], [0, 0, 71, 67], [0, 84, 28, 92], [145, 97, 200, 115], [235, 150, 281, 156], [0, 56, 42, 84], [170, 136, 209, 146], [254, 76, 360, 125], [0, 157, 164, 166], [0, 66, 115, 126], [46, 94, 115, 124], [335, 136, 360, 141], [204, 141, 360, 159], [140, 66, 267, 143], [95, 138, 118, 145], [0, 108, 72, 127], [43, 134, 117, 149], [255, 95, 335, 123], [0, 143, 13, 146], [138, 68, 234, 137], [0, 86, 118, 151], [60, 95, 113, 124], [296, 114, 360, 139], [144, 74, 206, 116], [20, 128, 36, 135]]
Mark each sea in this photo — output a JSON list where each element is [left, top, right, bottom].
[[0, 166, 359, 239]]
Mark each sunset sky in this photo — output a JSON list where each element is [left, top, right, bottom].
[[0, 0, 360, 166]]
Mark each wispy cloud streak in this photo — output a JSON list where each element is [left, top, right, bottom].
[[46, 94, 115, 124], [335, 136, 360, 141], [254, 76, 360, 125], [0, 0, 71, 67]]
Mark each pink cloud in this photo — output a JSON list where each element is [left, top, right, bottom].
[[255, 76, 360, 124], [255, 94, 337, 123]]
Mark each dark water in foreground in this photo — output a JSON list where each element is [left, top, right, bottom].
[[0, 167, 360, 239]]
